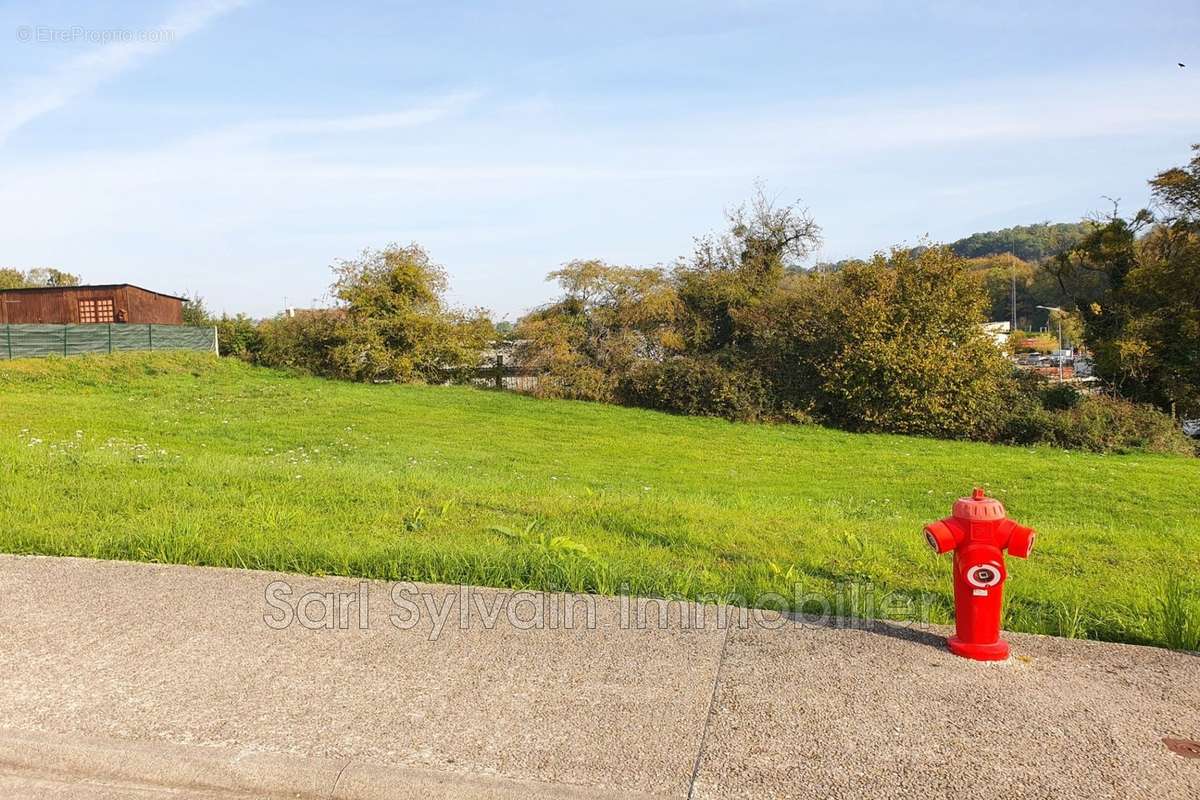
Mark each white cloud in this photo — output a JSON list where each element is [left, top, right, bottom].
[[0, 0, 249, 144], [0, 65, 1194, 318], [670, 70, 1200, 168], [210, 92, 484, 143]]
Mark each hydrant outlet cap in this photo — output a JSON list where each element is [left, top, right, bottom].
[[952, 487, 1007, 522]]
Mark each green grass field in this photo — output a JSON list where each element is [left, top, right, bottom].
[[2, 352, 1197, 648]]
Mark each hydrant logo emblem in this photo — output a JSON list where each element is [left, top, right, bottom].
[[966, 564, 1002, 592], [923, 487, 1035, 661]]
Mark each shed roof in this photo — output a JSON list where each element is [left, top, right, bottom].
[[0, 284, 187, 302]]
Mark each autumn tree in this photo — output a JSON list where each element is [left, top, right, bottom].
[[518, 260, 680, 401], [1149, 143, 1200, 224], [1049, 145, 1200, 415]]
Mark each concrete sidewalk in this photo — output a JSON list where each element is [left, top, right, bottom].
[[0, 555, 1196, 799]]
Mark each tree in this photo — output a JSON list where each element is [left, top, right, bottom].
[[179, 292, 212, 326], [964, 254, 1038, 325], [215, 313, 262, 360], [21, 268, 80, 287], [674, 187, 821, 353], [1149, 143, 1200, 224], [517, 190, 1026, 437], [0, 267, 81, 288], [509, 185, 1185, 449], [258, 310, 346, 376], [1121, 225, 1200, 414], [793, 247, 1012, 438], [1045, 306, 1084, 350], [333, 243, 446, 318], [1048, 145, 1200, 416], [247, 243, 494, 383], [517, 260, 680, 401], [325, 243, 494, 383], [950, 222, 1091, 261]]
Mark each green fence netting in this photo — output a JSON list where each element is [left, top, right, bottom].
[[1, 324, 216, 360]]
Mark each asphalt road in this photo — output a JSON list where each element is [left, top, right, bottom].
[[0, 555, 1196, 799]]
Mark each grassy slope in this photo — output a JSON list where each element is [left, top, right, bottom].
[[1, 353, 1197, 647]]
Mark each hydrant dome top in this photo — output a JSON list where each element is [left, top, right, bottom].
[[952, 487, 1007, 522]]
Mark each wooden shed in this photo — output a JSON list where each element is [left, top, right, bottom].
[[0, 284, 185, 325]]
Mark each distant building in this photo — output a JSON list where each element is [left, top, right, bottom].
[[0, 284, 185, 325], [981, 321, 1011, 347]]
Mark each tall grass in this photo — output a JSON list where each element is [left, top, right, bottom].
[[1159, 574, 1200, 652]]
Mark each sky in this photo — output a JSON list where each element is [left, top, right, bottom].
[[0, 1, 1197, 321]]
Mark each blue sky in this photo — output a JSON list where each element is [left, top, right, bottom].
[[1, 1, 1197, 320]]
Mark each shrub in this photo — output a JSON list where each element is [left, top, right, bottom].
[[516, 260, 680, 403], [215, 314, 262, 361], [619, 356, 770, 421], [509, 213, 1193, 455], [521, 239, 1020, 439], [516, 310, 617, 403], [1001, 392, 1194, 455], [257, 310, 347, 377], [327, 244, 493, 383], [719, 247, 1016, 437], [1057, 395, 1194, 454], [244, 244, 493, 384], [997, 395, 1067, 447], [801, 247, 1013, 440], [1039, 381, 1081, 411]]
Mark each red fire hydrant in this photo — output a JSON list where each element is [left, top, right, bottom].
[[923, 488, 1035, 661]]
